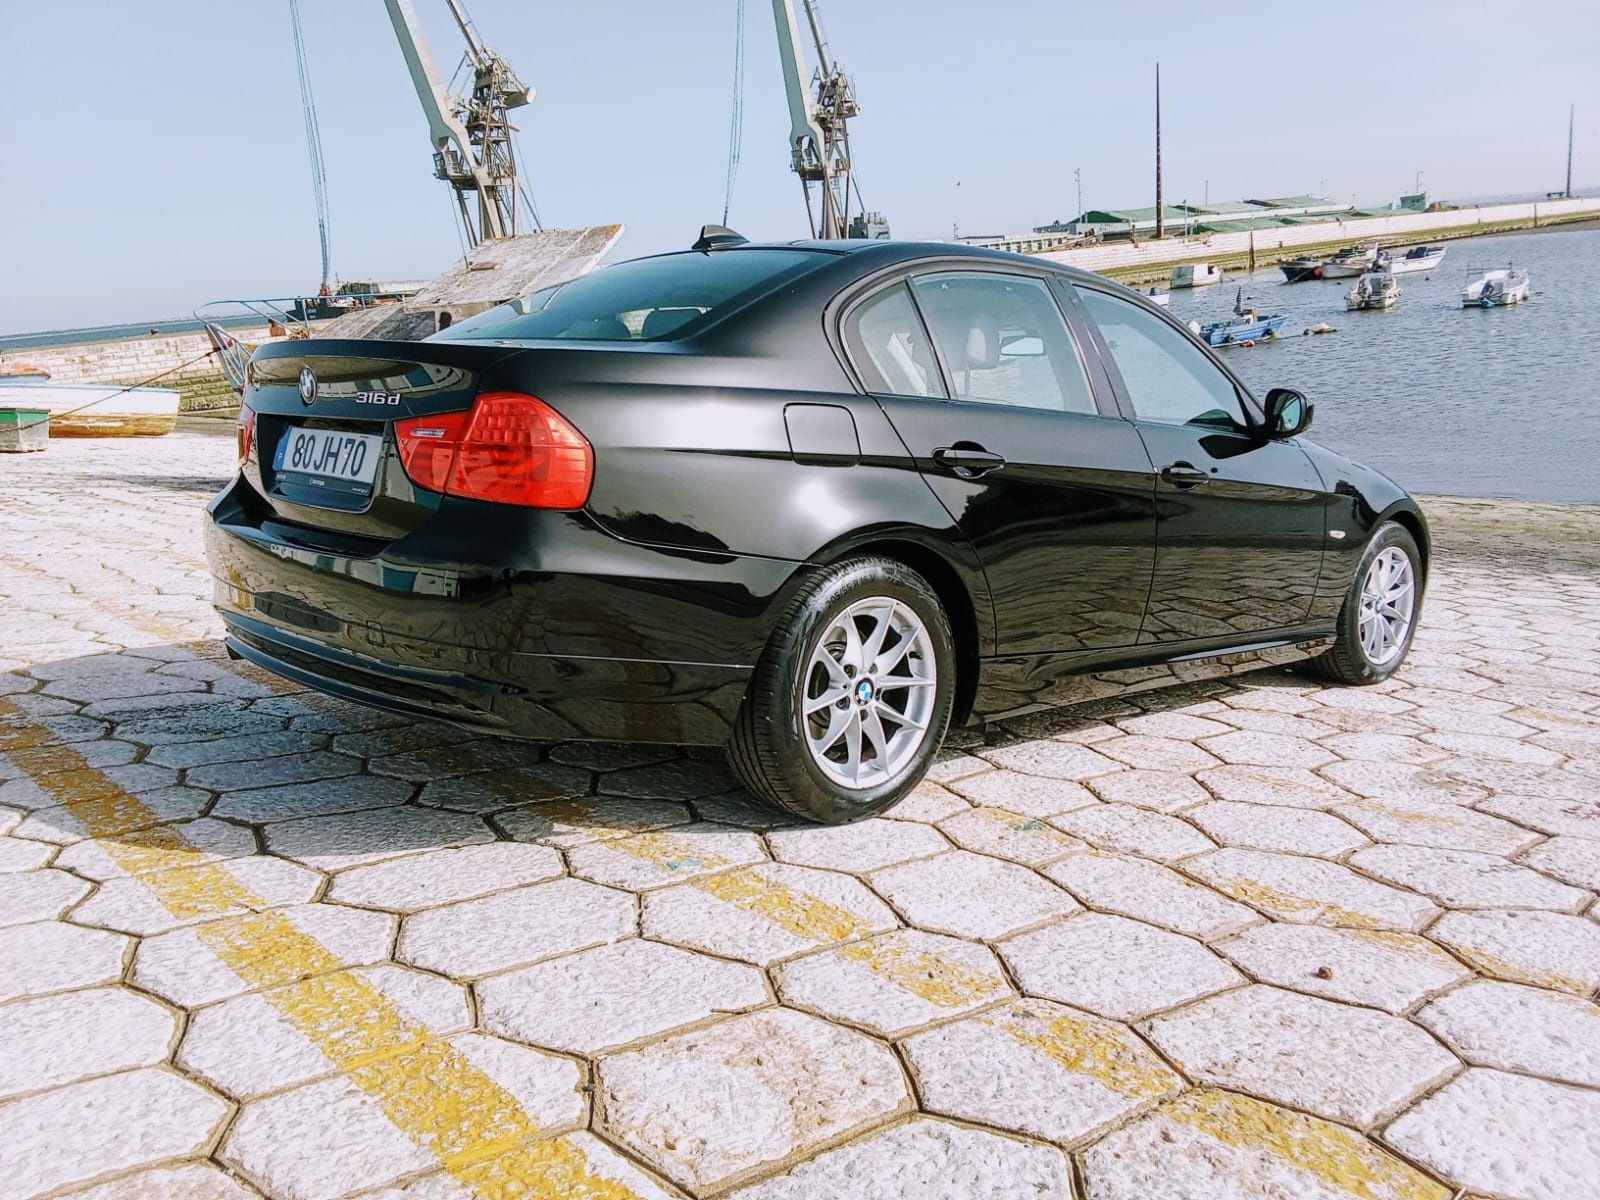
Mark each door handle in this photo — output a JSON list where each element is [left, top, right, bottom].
[[932, 444, 1007, 479], [1160, 461, 1213, 488]]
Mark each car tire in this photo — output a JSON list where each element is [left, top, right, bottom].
[[1304, 521, 1422, 685], [730, 556, 956, 824]]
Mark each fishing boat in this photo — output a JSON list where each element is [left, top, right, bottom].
[[1171, 262, 1223, 288], [0, 365, 179, 436], [1319, 242, 1380, 279], [1388, 245, 1447, 275], [1346, 270, 1402, 311], [1145, 286, 1171, 307], [1279, 254, 1325, 283], [1461, 266, 1530, 308], [1194, 289, 1288, 347]]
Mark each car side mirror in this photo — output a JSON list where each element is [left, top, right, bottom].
[[1264, 387, 1313, 438]]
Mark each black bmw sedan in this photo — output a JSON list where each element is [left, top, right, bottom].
[[207, 235, 1427, 823]]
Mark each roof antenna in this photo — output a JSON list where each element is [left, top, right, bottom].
[[693, 224, 750, 251]]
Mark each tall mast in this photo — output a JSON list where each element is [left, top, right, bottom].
[[288, 0, 332, 293], [1567, 103, 1575, 199], [1154, 63, 1164, 239]]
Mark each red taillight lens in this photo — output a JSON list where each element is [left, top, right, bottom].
[[237, 403, 257, 465], [396, 392, 593, 509]]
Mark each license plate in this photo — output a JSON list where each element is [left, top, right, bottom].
[[273, 427, 383, 496]]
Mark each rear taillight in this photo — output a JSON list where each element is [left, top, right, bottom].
[[395, 391, 593, 509], [237, 403, 257, 465]]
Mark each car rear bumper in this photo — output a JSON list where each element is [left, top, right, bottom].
[[205, 481, 798, 745]]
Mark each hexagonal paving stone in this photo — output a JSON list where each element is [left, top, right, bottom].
[[566, 825, 767, 891], [1519, 835, 1600, 891], [879, 780, 972, 823], [178, 964, 471, 1099], [210, 775, 414, 823], [1430, 909, 1600, 994], [945, 769, 1099, 817], [73, 855, 324, 936], [1092, 734, 1220, 774], [1318, 732, 1451, 765], [597, 1008, 910, 1193], [15, 784, 207, 843], [870, 850, 1077, 940], [1081, 1088, 1452, 1200], [1334, 796, 1538, 855], [642, 863, 898, 966], [938, 806, 1084, 867], [1001, 912, 1242, 1020], [1185, 800, 1369, 858], [0, 868, 89, 927], [1, 987, 177, 1100], [53, 817, 257, 880], [496, 796, 694, 847], [0, 834, 53, 873], [1476, 793, 1600, 840], [904, 997, 1181, 1146], [1145, 985, 1459, 1127], [1051, 804, 1215, 863], [1115, 711, 1236, 740], [480, 938, 768, 1054], [0, 920, 129, 1002], [1043, 848, 1257, 939], [222, 1033, 585, 1200], [981, 741, 1126, 782], [1317, 759, 1486, 806], [3, 1068, 230, 1199], [1185, 848, 1437, 931], [134, 904, 396, 1008], [366, 737, 547, 781], [598, 757, 741, 800], [1199, 730, 1335, 770], [55, 1163, 261, 1200], [730, 1117, 1072, 1199], [416, 762, 595, 813], [774, 929, 1010, 1037], [1416, 979, 1600, 1088], [1349, 844, 1590, 912], [399, 877, 635, 979], [325, 841, 565, 913], [1216, 924, 1469, 1014], [1385, 1069, 1600, 1200], [766, 817, 948, 873], [1195, 767, 1353, 818], [352, 1132, 683, 1199], [264, 805, 492, 871], [185, 750, 359, 793]]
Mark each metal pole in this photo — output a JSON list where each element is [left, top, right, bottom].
[[1568, 103, 1575, 199], [1075, 168, 1082, 221], [1154, 64, 1164, 240]]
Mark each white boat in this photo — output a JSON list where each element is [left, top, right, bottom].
[[1346, 270, 1402, 311], [1388, 245, 1447, 275], [0, 366, 180, 436], [1144, 286, 1171, 307], [1460, 266, 1531, 308], [1320, 242, 1380, 279], [1170, 262, 1223, 288]]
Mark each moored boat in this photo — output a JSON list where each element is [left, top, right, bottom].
[[1145, 286, 1171, 307], [1320, 242, 1380, 279], [1346, 270, 1402, 310], [1279, 254, 1325, 283], [1194, 288, 1287, 346], [1388, 245, 1447, 275], [1460, 265, 1530, 308], [0, 366, 179, 436], [1171, 262, 1223, 288]]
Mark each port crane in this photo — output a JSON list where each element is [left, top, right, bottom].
[[382, 0, 533, 245], [770, 0, 887, 239]]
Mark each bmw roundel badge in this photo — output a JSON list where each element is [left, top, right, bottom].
[[298, 366, 318, 405]]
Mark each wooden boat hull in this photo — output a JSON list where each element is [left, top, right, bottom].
[[1319, 261, 1368, 279], [0, 383, 180, 437], [1280, 262, 1324, 283]]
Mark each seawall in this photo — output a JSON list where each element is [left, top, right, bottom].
[[0, 325, 272, 411]]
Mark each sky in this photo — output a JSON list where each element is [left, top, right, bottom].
[[1, 0, 1596, 334]]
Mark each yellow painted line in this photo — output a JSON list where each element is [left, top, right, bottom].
[[692, 866, 872, 945], [836, 935, 1005, 1008], [0, 700, 646, 1199], [1164, 1088, 1450, 1200], [1205, 876, 1384, 930], [988, 1002, 1175, 1101]]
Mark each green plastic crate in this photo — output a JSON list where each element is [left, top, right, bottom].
[[0, 408, 50, 452]]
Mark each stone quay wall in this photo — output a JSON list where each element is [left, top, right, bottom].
[[0, 325, 273, 411]]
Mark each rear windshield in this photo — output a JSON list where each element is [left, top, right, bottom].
[[432, 248, 828, 343]]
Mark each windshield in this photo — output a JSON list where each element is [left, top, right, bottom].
[[432, 248, 830, 342]]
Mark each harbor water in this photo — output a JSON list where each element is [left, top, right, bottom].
[[1167, 225, 1600, 504]]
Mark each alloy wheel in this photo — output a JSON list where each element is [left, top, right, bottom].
[[801, 596, 938, 790], [1357, 546, 1416, 667]]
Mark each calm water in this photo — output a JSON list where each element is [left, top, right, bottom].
[[1164, 226, 1600, 503]]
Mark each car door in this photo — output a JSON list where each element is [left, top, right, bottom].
[[841, 269, 1156, 656], [1072, 284, 1327, 644]]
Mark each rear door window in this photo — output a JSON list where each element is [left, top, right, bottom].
[[842, 283, 947, 398], [434, 249, 829, 342]]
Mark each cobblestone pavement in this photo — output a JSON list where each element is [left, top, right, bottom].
[[3, 425, 1599, 1200]]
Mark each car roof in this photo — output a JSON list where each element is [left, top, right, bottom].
[[647, 238, 1104, 285]]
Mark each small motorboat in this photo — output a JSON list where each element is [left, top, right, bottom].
[[1280, 255, 1325, 283], [1145, 286, 1171, 307], [1171, 262, 1223, 288], [1388, 245, 1447, 275], [1461, 265, 1530, 308], [0, 365, 180, 436], [1195, 288, 1288, 347], [1346, 270, 1402, 310], [1320, 242, 1380, 279]]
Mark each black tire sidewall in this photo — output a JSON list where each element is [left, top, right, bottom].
[[763, 559, 955, 823], [1338, 522, 1422, 683]]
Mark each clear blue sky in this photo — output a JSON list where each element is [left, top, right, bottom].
[[2, 0, 1595, 334]]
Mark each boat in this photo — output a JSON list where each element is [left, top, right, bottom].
[[1346, 270, 1402, 310], [1320, 242, 1380, 279], [1194, 289, 1288, 347], [1171, 262, 1223, 288], [1145, 286, 1171, 307], [1388, 245, 1447, 275], [0, 365, 179, 436], [1279, 254, 1325, 283], [1461, 265, 1530, 308]]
